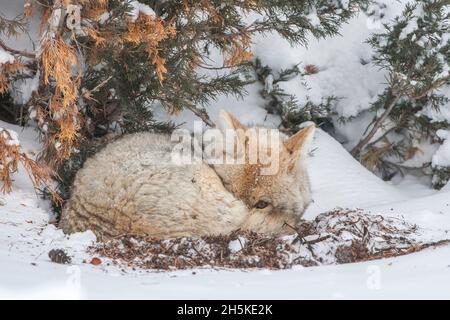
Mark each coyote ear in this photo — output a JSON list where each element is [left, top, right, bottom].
[[218, 109, 246, 133], [285, 125, 315, 164], [217, 109, 247, 157]]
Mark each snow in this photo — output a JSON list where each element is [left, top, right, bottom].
[[2, 250, 450, 299], [0, 127, 20, 146], [254, 13, 388, 120], [307, 11, 321, 27], [399, 18, 418, 40], [228, 237, 247, 253], [264, 73, 274, 94], [11, 71, 40, 105], [128, 1, 156, 22], [432, 130, 450, 168], [97, 12, 110, 25], [304, 129, 407, 217], [0, 49, 14, 65]]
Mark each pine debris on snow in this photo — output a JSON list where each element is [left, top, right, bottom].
[[90, 209, 450, 270], [48, 249, 72, 264]]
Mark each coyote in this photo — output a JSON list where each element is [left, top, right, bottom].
[[60, 110, 315, 239]]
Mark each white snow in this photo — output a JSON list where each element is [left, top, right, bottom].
[[254, 14, 388, 120], [307, 11, 321, 27], [0, 49, 15, 65], [399, 18, 418, 40], [0, 127, 20, 146], [228, 237, 247, 253], [432, 130, 450, 168], [305, 129, 407, 217], [128, 1, 156, 22], [11, 71, 40, 105]]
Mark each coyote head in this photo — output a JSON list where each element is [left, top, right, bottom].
[[212, 110, 315, 220]]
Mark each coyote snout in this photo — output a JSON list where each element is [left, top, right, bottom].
[[59, 110, 315, 239]]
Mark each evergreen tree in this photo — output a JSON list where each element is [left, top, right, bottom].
[[349, 0, 450, 183], [253, 58, 337, 134], [432, 129, 450, 189], [0, 0, 366, 200]]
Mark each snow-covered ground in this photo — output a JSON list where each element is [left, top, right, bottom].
[[1, 118, 450, 299]]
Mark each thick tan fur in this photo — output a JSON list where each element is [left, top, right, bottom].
[[60, 110, 315, 239]]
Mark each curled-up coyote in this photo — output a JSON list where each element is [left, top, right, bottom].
[[60, 110, 315, 239]]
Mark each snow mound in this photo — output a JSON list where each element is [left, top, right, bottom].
[[305, 129, 407, 218]]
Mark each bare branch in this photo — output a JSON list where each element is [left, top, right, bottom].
[[0, 40, 35, 59], [351, 92, 402, 157]]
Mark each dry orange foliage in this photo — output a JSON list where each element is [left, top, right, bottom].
[[76, 0, 109, 21], [44, 92, 82, 163], [83, 26, 106, 47], [0, 61, 25, 95], [32, 0, 176, 169], [23, 1, 35, 18], [0, 129, 60, 203], [124, 13, 176, 82], [41, 36, 78, 108], [17, 0, 253, 172], [73, 0, 108, 7], [0, 72, 9, 95], [38, 12, 82, 164], [223, 33, 254, 66], [182, 0, 255, 67]]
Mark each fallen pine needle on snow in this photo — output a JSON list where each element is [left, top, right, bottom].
[[88, 209, 450, 271]]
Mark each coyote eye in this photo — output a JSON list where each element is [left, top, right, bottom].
[[254, 200, 269, 209]]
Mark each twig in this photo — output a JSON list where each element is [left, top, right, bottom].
[[185, 104, 215, 127], [351, 74, 450, 157], [351, 92, 401, 157], [0, 40, 36, 59], [82, 76, 113, 101]]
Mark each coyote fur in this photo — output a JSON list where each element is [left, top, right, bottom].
[[60, 110, 315, 239]]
